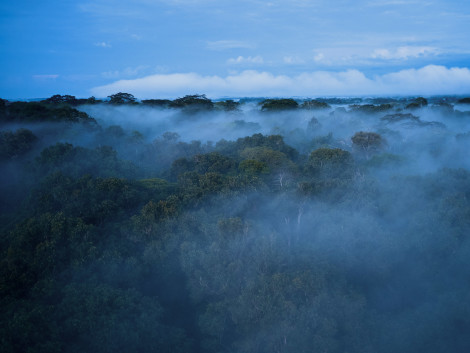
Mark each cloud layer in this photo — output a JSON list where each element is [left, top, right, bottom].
[[371, 46, 439, 60], [91, 65, 470, 98], [227, 56, 264, 65]]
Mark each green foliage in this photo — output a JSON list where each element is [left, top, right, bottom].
[[351, 131, 385, 158], [381, 113, 420, 124], [40, 95, 102, 106], [132, 198, 180, 237], [261, 98, 299, 111], [301, 99, 331, 110], [240, 147, 296, 173], [0, 101, 97, 124], [169, 94, 214, 111], [169, 153, 236, 181], [56, 283, 190, 353], [406, 97, 428, 109], [35, 143, 137, 179], [457, 97, 470, 104], [141, 99, 172, 107], [0, 128, 37, 160], [84, 96, 103, 104], [170, 158, 196, 181], [1, 282, 191, 353], [3, 94, 470, 353], [306, 116, 321, 132], [105, 125, 126, 138], [138, 178, 175, 197], [307, 148, 354, 179], [36, 142, 76, 165], [193, 152, 237, 175], [349, 103, 393, 114], [180, 210, 369, 353], [214, 99, 240, 111], [107, 92, 137, 105], [215, 133, 299, 161], [2, 213, 96, 297], [309, 133, 334, 149], [42, 94, 78, 105], [239, 159, 269, 176], [28, 173, 145, 225]]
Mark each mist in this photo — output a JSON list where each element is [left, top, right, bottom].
[[1, 95, 470, 352], [78, 96, 470, 174]]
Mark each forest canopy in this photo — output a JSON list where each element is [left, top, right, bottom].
[[1, 93, 470, 353]]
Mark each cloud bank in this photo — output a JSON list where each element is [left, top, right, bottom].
[[91, 65, 470, 98], [227, 56, 264, 65], [371, 46, 439, 60]]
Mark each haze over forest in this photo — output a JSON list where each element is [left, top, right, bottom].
[[2, 0, 470, 352], [1, 94, 470, 352]]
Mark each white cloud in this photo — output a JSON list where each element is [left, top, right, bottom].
[[378, 65, 470, 93], [101, 65, 150, 79], [206, 40, 255, 50], [32, 75, 59, 80], [367, 1, 433, 6], [94, 41, 112, 48], [371, 46, 439, 60], [90, 65, 470, 98], [283, 56, 305, 64], [227, 56, 264, 65], [313, 53, 325, 62]]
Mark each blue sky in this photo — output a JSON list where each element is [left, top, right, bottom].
[[1, 0, 470, 99]]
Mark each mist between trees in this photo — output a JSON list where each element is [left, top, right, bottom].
[[1, 93, 470, 353]]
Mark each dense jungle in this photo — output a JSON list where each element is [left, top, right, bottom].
[[1, 93, 470, 353]]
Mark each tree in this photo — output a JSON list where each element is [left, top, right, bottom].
[[0, 128, 37, 160], [406, 97, 428, 109], [0, 102, 97, 124], [141, 99, 172, 107], [349, 104, 393, 114], [240, 147, 296, 173], [0, 98, 7, 109], [301, 100, 330, 110], [239, 159, 269, 176], [34, 143, 137, 179], [85, 96, 103, 104], [307, 148, 353, 179], [42, 94, 78, 105], [3, 213, 96, 297], [261, 99, 299, 111], [107, 92, 137, 104], [307, 117, 321, 132], [169, 94, 214, 111], [214, 99, 240, 111], [192, 152, 236, 175], [351, 131, 385, 159], [457, 97, 470, 104], [162, 131, 180, 142]]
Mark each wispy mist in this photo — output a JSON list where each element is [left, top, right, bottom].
[[1, 95, 470, 352]]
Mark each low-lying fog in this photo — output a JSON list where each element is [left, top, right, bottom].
[[78, 98, 470, 174], [2, 95, 470, 353]]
